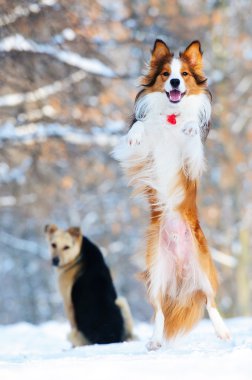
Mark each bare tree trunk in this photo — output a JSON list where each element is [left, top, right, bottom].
[[237, 228, 250, 315]]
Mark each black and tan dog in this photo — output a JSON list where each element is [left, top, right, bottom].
[[45, 224, 133, 346]]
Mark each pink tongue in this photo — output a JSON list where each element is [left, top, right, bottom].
[[169, 90, 181, 102]]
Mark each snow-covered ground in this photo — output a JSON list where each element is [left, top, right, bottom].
[[0, 318, 251, 380]]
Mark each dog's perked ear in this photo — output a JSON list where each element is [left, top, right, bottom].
[[44, 224, 58, 235], [151, 39, 173, 63], [67, 227, 81, 238], [180, 40, 203, 68]]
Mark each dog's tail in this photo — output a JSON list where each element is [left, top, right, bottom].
[[162, 291, 205, 339], [115, 297, 135, 341]]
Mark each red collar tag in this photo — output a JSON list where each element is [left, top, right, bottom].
[[167, 114, 177, 125]]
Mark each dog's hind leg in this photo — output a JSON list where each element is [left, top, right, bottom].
[[67, 328, 89, 347], [206, 297, 231, 341], [146, 300, 164, 351], [115, 297, 134, 340]]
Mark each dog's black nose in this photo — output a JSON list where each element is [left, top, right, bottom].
[[170, 79, 180, 88], [52, 257, 60, 266]]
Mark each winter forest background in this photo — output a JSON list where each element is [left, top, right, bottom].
[[0, 0, 251, 325]]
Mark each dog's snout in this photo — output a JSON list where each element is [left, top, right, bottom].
[[52, 256, 60, 266], [170, 78, 180, 88]]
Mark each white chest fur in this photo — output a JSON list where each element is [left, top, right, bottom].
[[145, 113, 188, 206], [119, 92, 210, 208]]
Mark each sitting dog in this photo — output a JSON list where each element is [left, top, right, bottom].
[[45, 224, 133, 346]]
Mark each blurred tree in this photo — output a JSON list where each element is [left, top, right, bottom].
[[0, 0, 251, 323]]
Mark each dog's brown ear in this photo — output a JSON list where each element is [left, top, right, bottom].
[[151, 39, 173, 63], [67, 227, 81, 238], [181, 40, 203, 68], [44, 224, 58, 235]]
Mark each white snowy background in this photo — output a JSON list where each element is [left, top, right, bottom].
[[0, 319, 252, 380]]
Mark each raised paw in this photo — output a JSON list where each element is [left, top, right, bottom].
[[146, 340, 162, 351], [128, 131, 142, 146], [127, 121, 144, 146], [182, 121, 198, 137]]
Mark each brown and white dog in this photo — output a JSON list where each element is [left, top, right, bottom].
[[114, 39, 230, 350]]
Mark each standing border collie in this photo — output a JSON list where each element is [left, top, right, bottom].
[[114, 39, 230, 350], [45, 224, 133, 346]]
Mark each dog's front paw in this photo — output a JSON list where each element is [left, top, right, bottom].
[[128, 131, 142, 146], [182, 121, 198, 137], [127, 121, 144, 146]]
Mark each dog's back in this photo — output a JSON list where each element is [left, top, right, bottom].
[[72, 236, 126, 344]]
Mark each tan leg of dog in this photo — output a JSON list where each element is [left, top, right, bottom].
[[67, 328, 89, 347], [115, 297, 134, 340]]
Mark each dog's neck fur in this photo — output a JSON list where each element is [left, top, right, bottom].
[[135, 91, 210, 126], [57, 252, 82, 273], [56, 239, 83, 329]]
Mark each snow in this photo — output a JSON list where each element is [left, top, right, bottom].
[[0, 230, 40, 254], [0, 158, 32, 184], [0, 71, 86, 108], [0, 122, 119, 147], [0, 34, 115, 78], [0, 1, 57, 27], [211, 248, 237, 268], [0, 318, 251, 380]]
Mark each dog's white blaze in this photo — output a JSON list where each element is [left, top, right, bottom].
[[164, 58, 186, 94]]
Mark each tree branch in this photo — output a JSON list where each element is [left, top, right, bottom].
[[0, 122, 120, 147], [0, 34, 116, 78]]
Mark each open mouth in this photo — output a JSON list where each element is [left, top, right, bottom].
[[166, 90, 186, 103]]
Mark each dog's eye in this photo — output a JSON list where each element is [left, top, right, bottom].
[[182, 72, 188, 76], [162, 72, 169, 77], [63, 245, 70, 250], [51, 243, 57, 249]]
